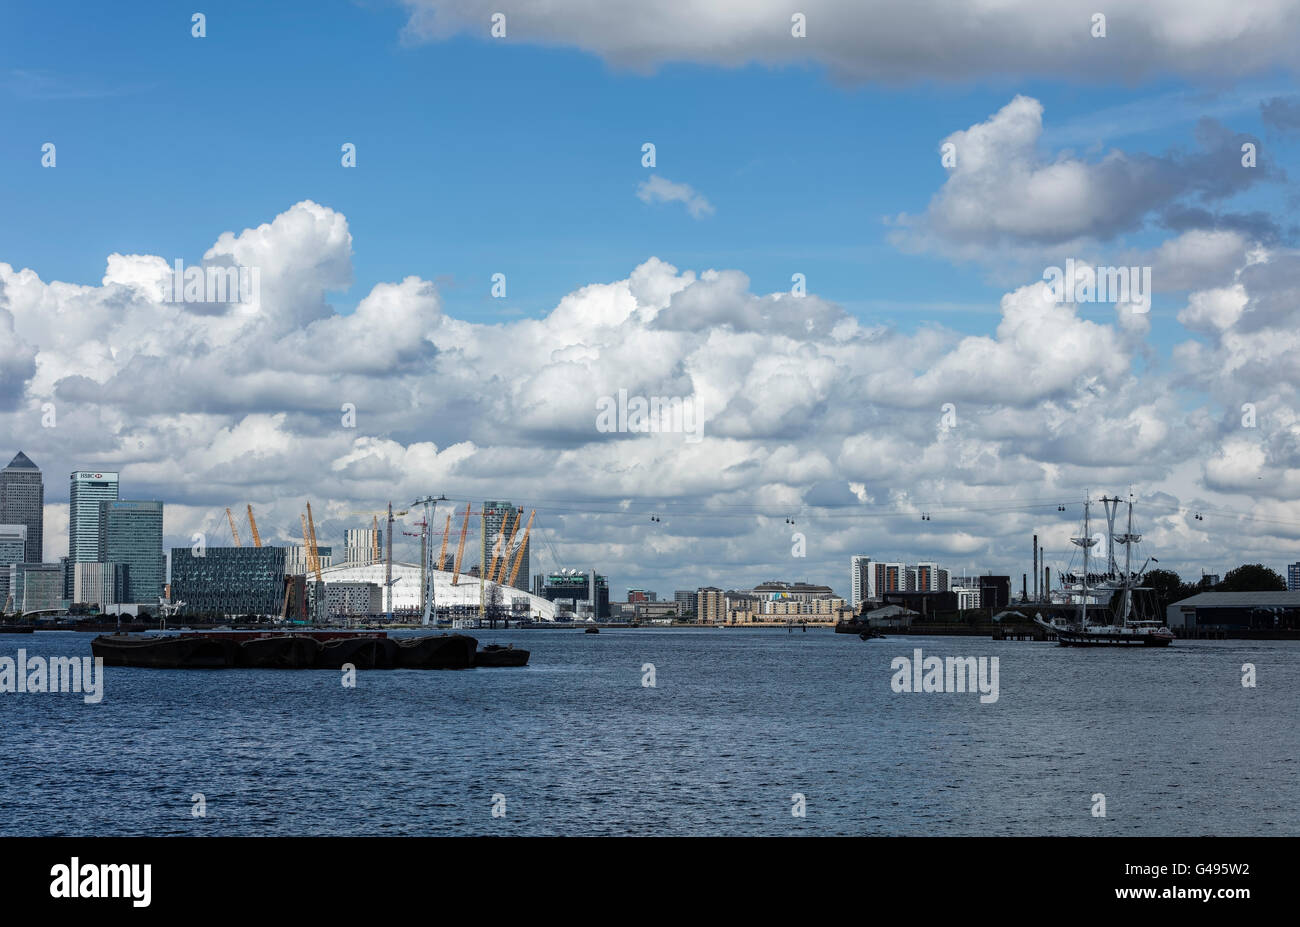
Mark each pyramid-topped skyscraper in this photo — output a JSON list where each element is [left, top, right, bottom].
[[1, 452, 44, 562]]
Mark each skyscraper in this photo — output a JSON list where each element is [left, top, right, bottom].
[[69, 470, 119, 564], [850, 555, 872, 605], [0, 452, 43, 563], [0, 524, 27, 610], [99, 500, 164, 604], [481, 500, 530, 591]]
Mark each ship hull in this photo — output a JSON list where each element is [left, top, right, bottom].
[[474, 644, 529, 667], [1034, 617, 1173, 647], [395, 634, 477, 669], [236, 635, 323, 668], [92, 634, 238, 668], [1055, 629, 1173, 647]]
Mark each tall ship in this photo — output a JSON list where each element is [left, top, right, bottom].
[[1034, 493, 1175, 647]]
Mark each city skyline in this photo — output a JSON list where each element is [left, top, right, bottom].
[[5, 4, 1300, 604], [5, 444, 1289, 603]]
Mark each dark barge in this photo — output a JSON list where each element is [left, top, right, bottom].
[[90, 631, 488, 670], [474, 643, 530, 667]]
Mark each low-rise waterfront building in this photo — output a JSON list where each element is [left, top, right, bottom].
[[1166, 591, 1300, 631], [325, 581, 383, 618]]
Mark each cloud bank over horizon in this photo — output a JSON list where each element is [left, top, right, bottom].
[[3, 178, 1298, 593]]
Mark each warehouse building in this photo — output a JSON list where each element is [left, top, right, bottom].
[[1166, 591, 1300, 631]]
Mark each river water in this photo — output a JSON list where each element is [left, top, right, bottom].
[[1, 628, 1295, 835]]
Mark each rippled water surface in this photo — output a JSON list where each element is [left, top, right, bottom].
[[2, 629, 1296, 835]]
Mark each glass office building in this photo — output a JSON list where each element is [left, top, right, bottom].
[[0, 452, 43, 563], [8, 562, 64, 613], [169, 546, 287, 617], [99, 500, 164, 604], [0, 524, 28, 610], [69, 470, 119, 598], [69, 470, 119, 562]]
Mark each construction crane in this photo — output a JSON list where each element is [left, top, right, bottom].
[[371, 516, 380, 564], [246, 504, 262, 547], [437, 512, 451, 573], [506, 509, 535, 589], [225, 507, 243, 547], [452, 502, 471, 585], [305, 502, 323, 584], [299, 513, 315, 589]]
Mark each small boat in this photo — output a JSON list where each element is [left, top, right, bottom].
[[858, 628, 885, 640], [395, 634, 477, 669], [474, 643, 530, 667], [91, 633, 237, 668], [584, 626, 600, 634], [235, 635, 322, 668]]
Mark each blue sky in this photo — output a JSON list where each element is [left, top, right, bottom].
[[4, 1, 1300, 594], [5, 1, 1292, 347]]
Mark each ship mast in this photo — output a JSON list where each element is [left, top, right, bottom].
[[1115, 491, 1141, 626], [1070, 495, 1097, 628]]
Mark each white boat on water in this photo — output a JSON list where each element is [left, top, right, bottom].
[[1034, 493, 1175, 648]]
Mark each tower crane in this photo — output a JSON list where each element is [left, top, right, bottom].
[[246, 504, 262, 547], [225, 508, 242, 547], [299, 509, 322, 584], [452, 502, 472, 585], [438, 513, 451, 573], [305, 502, 324, 583]]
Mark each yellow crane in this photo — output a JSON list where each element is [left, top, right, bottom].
[[225, 507, 242, 547], [372, 516, 380, 564], [246, 504, 262, 547], [452, 502, 471, 585], [506, 509, 535, 589], [437, 512, 451, 572], [305, 502, 323, 583], [300, 513, 313, 578]]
